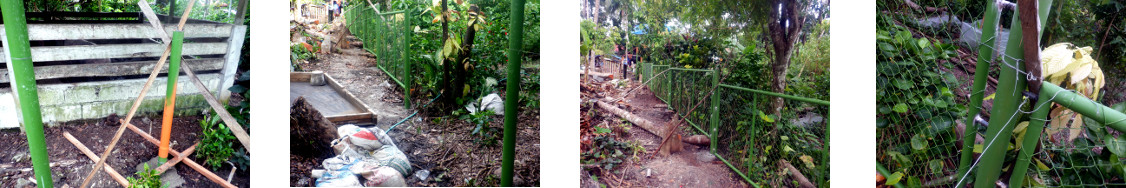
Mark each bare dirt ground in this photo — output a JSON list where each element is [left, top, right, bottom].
[[291, 29, 540, 186], [0, 115, 250, 188], [579, 72, 746, 188]]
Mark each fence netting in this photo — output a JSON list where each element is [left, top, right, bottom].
[[639, 62, 830, 186], [345, 4, 412, 107], [876, 0, 1126, 187]]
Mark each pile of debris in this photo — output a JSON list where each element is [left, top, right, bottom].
[[313, 125, 412, 187]]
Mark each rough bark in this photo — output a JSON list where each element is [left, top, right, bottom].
[[290, 97, 338, 159], [596, 100, 666, 137], [769, 0, 806, 115], [780, 159, 816, 188]]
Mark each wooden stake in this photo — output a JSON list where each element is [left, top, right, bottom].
[[123, 120, 237, 188], [154, 143, 197, 173], [80, 1, 197, 187], [181, 64, 251, 152], [62, 132, 130, 187]]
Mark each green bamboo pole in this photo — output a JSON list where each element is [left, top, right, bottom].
[[1042, 83, 1126, 129], [973, 1, 1052, 187], [2, 1, 55, 187], [956, 0, 1001, 181], [158, 31, 185, 164], [709, 69, 719, 154], [1008, 89, 1052, 186], [502, 0, 525, 186]]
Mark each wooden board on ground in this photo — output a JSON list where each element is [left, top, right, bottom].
[[290, 72, 377, 125]]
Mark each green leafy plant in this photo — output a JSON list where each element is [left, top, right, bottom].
[[460, 109, 500, 146], [127, 163, 164, 188], [581, 136, 635, 171], [197, 112, 237, 170]]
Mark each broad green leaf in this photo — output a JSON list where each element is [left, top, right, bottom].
[[885, 172, 904, 185], [894, 79, 913, 90], [1107, 135, 1126, 156], [893, 104, 909, 113], [911, 134, 927, 150], [928, 160, 944, 175], [917, 38, 931, 49]]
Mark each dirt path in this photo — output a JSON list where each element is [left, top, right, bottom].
[[581, 80, 745, 188]]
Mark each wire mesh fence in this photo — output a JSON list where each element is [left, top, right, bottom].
[[345, 4, 413, 107], [714, 84, 830, 186], [638, 62, 830, 186], [876, 0, 1126, 187]]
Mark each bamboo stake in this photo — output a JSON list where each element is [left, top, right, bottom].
[[181, 64, 251, 152], [63, 132, 130, 187], [154, 143, 197, 173], [80, 1, 197, 187]]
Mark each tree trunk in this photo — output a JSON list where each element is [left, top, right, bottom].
[[768, 0, 805, 115], [779, 159, 816, 188], [453, 20, 479, 103], [439, 0, 456, 107]]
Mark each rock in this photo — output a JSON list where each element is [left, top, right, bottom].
[[790, 112, 825, 128], [696, 150, 717, 163], [16, 178, 33, 188]]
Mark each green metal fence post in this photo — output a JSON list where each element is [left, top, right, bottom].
[[502, 0, 525, 186], [404, 11, 412, 109], [2, 0, 55, 186], [822, 113, 829, 187], [710, 70, 719, 154], [973, 1, 1052, 187]]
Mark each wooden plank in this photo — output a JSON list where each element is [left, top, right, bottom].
[[290, 72, 312, 82], [0, 42, 227, 63], [325, 74, 377, 121], [138, 0, 172, 43], [0, 24, 232, 41], [182, 65, 251, 153], [154, 143, 197, 173], [62, 132, 130, 187], [0, 58, 224, 83], [122, 120, 237, 188], [217, 25, 248, 100], [326, 113, 376, 124]]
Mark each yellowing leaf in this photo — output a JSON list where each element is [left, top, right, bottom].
[[1035, 159, 1050, 171], [799, 155, 815, 169], [1069, 115, 1084, 142]]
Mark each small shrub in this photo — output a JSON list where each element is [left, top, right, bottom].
[[197, 113, 237, 170], [127, 163, 163, 188]]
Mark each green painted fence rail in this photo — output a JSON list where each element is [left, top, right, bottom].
[[638, 62, 830, 187], [345, 5, 413, 108]]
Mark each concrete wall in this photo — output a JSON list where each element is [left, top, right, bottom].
[[0, 73, 222, 128]]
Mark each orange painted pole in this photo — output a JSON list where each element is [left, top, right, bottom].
[[159, 31, 185, 163]]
